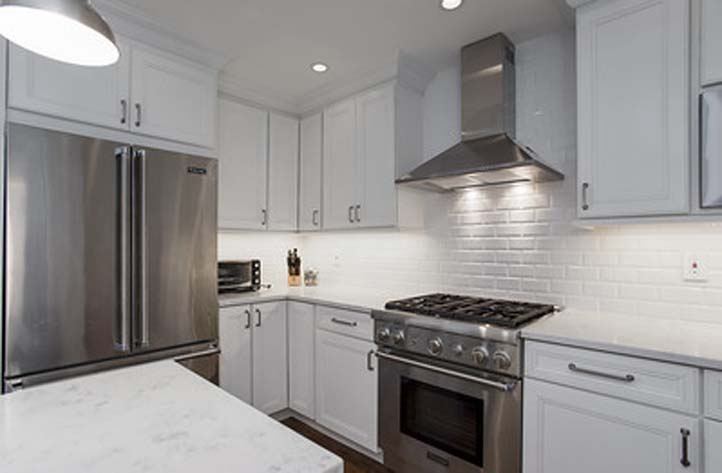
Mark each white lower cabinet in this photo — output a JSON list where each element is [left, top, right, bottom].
[[252, 301, 289, 414], [315, 328, 378, 452], [706, 419, 722, 472], [524, 378, 700, 473], [219, 302, 288, 415], [288, 302, 316, 418], [219, 305, 252, 404]]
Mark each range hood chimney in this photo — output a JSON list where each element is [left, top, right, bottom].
[[397, 33, 564, 192]]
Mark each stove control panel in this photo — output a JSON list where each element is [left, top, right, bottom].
[[374, 321, 520, 376]]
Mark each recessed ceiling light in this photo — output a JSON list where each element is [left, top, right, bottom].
[[311, 62, 328, 73], [440, 0, 463, 11]]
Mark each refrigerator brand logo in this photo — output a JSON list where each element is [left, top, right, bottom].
[[187, 166, 207, 176]]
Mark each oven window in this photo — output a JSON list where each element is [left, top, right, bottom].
[[400, 377, 484, 467]]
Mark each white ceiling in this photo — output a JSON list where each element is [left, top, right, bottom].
[[115, 0, 571, 108]]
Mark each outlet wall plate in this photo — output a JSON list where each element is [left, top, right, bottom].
[[683, 253, 708, 282]]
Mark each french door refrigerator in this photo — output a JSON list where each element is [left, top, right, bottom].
[[3, 124, 219, 390]]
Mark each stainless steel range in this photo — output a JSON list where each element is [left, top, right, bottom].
[[373, 293, 556, 473]]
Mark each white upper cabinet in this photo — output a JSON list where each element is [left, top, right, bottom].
[[8, 41, 131, 131], [218, 99, 268, 230], [252, 301, 289, 415], [322, 82, 410, 230], [701, 0, 722, 86], [323, 98, 358, 230], [524, 378, 700, 473], [130, 45, 217, 148], [576, 0, 689, 218], [7, 40, 217, 149], [299, 113, 323, 231], [268, 113, 299, 231], [356, 85, 396, 227]]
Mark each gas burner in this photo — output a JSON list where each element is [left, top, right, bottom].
[[385, 293, 555, 328]]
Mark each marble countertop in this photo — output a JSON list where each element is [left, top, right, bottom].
[[219, 285, 400, 313], [0, 361, 342, 473], [522, 310, 722, 371]]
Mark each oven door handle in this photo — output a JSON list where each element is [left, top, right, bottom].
[[375, 351, 517, 392]]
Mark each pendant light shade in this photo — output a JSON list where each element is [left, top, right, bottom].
[[0, 0, 119, 66]]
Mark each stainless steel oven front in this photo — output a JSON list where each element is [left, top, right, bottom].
[[378, 350, 521, 473]]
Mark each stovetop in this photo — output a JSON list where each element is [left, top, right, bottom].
[[384, 293, 555, 329]]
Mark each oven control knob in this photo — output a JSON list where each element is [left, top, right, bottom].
[[471, 347, 489, 366], [492, 351, 513, 370], [391, 330, 405, 346], [376, 328, 391, 343], [452, 344, 464, 357], [427, 338, 444, 356]]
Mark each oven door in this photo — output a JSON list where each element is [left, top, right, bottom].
[[378, 351, 521, 473]]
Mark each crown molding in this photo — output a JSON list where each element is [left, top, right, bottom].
[[93, 0, 228, 70], [218, 73, 303, 116], [565, 0, 594, 8]]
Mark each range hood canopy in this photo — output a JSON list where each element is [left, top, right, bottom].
[[397, 33, 564, 192]]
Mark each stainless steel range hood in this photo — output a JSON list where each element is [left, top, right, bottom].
[[397, 33, 564, 192]]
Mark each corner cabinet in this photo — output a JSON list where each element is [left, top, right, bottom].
[[575, 0, 689, 218], [8, 39, 218, 149], [524, 378, 700, 473], [299, 113, 323, 231], [322, 82, 420, 230], [267, 113, 299, 231]]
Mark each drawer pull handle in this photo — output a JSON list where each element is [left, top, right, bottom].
[[568, 363, 635, 383], [681, 428, 691, 468], [426, 451, 450, 467], [331, 317, 358, 327]]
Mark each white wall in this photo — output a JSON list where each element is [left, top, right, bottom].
[[220, 30, 722, 325]]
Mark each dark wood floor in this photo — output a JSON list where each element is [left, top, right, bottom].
[[282, 418, 393, 473]]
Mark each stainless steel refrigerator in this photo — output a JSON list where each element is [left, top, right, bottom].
[[3, 124, 219, 390]]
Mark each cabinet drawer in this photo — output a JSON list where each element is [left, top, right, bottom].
[[706, 419, 722, 471], [316, 305, 373, 341], [525, 341, 700, 414], [705, 370, 722, 421]]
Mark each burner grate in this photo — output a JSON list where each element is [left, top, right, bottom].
[[384, 293, 554, 328]]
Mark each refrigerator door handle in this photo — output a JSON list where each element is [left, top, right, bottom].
[[134, 148, 150, 348], [115, 147, 132, 352]]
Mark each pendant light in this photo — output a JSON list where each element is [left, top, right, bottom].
[[0, 0, 119, 66]]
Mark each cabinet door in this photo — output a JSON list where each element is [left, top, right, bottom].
[[288, 302, 316, 419], [706, 420, 722, 472], [323, 99, 358, 230], [252, 301, 288, 415], [130, 45, 217, 148], [524, 379, 700, 473], [218, 99, 268, 230], [576, 0, 688, 218], [701, 0, 722, 86], [356, 85, 396, 228], [315, 329, 378, 452], [219, 306, 253, 404], [8, 42, 131, 130], [299, 113, 323, 231], [268, 113, 299, 231]]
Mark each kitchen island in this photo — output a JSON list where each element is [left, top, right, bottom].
[[0, 361, 343, 473]]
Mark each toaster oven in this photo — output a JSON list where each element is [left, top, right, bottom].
[[218, 260, 261, 293]]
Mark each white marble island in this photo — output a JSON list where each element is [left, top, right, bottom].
[[0, 361, 343, 473]]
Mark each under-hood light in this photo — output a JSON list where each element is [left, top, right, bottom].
[[451, 178, 532, 192], [0, 0, 119, 67]]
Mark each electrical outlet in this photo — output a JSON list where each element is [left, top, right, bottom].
[[683, 254, 708, 282]]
